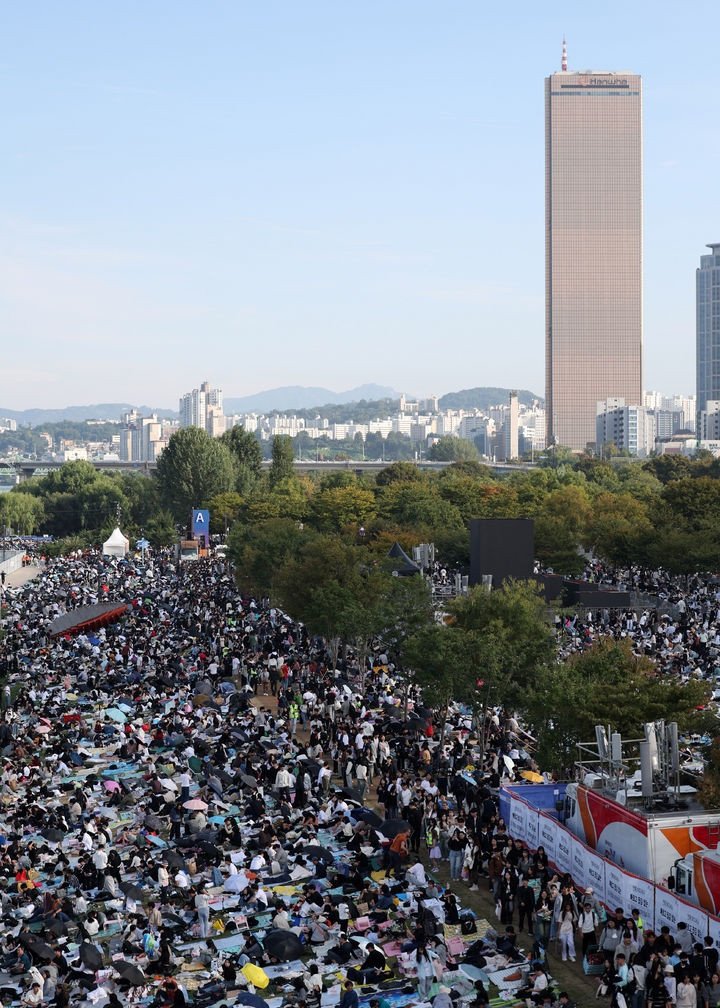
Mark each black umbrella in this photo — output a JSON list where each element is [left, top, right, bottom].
[[164, 850, 187, 870], [196, 840, 223, 862], [303, 844, 334, 865], [79, 942, 104, 970], [263, 929, 305, 961], [42, 828, 65, 843], [341, 786, 363, 803], [381, 819, 411, 838], [144, 814, 164, 831], [176, 829, 218, 848], [120, 882, 145, 901], [115, 962, 147, 986], [351, 808, 383, 828], [236, 995, 269, 1008], [240, 773, 258, 788], [48, 919, 69, 937], [27, 940, 55, 962]]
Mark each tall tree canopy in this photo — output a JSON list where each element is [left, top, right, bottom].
[[155, 428, 236, 520]]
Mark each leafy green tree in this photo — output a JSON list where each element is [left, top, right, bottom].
[[642, 455, 694, 485], [615, 465, 663, 504], [228, 517, 310, 597], [383, 431, 415, 461], [450, 580, 555, 708], [0, 491, 45, 534], [661, 477, 720, 530], [76, 475, 128, 531], [221, 426, 263, 493], [243, 476, 311, 524], [269, 435, 295, 487], [155, 427, 236, 520], [41, 492, 82, 538], [145, 510, 177, 547], [377, 483, 464, 531], [118, 473, 161, 527], [208, 491, 245, 533], [584, 491, 653, 567], [447, 460, 495, 480], [534, 485, 591, 574], [42, 459, 98, 495], [699, 738, 720, 811], [221, 425, 262, 473], [375, 462, 425, 487], [405, 624, 491, 742], [525, 640, 709, 771], [273, 535, 367, 667], [309, 484, 377, 533], [428, 436, 479, 462]]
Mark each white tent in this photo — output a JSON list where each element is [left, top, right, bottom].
[[102, 527, 130, 558]]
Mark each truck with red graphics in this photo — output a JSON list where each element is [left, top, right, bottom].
[[563, 780, 720, 901], [670, 849, 720, 915], [559, 721, 720, 915]]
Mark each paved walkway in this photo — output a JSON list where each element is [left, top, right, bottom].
[[4, 564, 41, 588]]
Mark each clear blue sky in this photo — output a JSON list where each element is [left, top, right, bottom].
[[2, 1, 719, 410]]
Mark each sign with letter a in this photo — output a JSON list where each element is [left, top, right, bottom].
[[192, 509, 210, 540]]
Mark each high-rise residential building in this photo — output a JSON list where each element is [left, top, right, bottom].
[[119, 410, 169, 462], [596, 398, 652, 458], [697, 244, 720, 427], [179, 381, 224, 435], [545, 44, 643, 451]]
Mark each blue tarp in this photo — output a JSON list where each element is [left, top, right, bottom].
[[499, 782, 567, 824]]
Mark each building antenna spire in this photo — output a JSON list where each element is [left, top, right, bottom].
[[561, 36, 568, 72]]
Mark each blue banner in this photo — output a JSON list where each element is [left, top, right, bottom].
[[191, 509, 210, 540]]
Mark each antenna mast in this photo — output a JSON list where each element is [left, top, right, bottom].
[[561, 36, 568, 72]]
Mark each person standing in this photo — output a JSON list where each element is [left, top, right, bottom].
[[448, 829, 466, 882], [194, 886, 209, 939], [676, 975, 698, 1008], [355, 760, 368, 801], [415, 947, 436, 1001], [517, 879, 536, 936], [558, 903, 577, 963], [578, 901, 599, 956]]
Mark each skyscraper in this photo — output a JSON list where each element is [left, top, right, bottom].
[[545, 45, 643, 450], [697, 244, 720, 425]]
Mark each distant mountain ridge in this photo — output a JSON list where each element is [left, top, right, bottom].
[[224, 384, 396, 413], [0, 385, 542, 426], [0, 403, 178, 425], [439, 387, 541, 411]]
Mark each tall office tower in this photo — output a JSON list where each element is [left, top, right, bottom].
[[697, 244, 720, 426], [545, 43, 643, 450]]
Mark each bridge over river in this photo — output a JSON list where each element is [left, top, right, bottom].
[[0, 458, 536, 483]]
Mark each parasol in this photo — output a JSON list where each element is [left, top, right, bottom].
[[261, 929, 304, 962]]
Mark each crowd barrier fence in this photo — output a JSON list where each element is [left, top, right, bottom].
[[502, 788, 720, 945]]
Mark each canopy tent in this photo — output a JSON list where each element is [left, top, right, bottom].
[[387, 541, 421, 576], [103, 527, 130, 558], [49, 602, 129, 638]]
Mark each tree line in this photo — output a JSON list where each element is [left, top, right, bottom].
[[2, 431, 718, 771]]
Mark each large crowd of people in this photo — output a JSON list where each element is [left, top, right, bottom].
[[0, 546, 717, 1008]]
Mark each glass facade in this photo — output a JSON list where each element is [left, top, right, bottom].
[[545, 70, 643, 450], [696, 245, 720, 427]]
